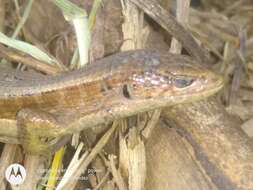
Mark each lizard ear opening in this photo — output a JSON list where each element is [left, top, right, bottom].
[[122, 84, 131, 99]]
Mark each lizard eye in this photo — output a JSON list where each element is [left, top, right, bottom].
[[173, 78, 194, 88]]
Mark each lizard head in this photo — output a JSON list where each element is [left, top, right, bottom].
[[123, 55, 224, 105]]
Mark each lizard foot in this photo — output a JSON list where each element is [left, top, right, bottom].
[[17, 108, 71, 156]]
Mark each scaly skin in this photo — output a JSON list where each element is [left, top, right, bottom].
[[0, 50, 223, 154]]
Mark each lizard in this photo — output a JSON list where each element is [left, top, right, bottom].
[[0, 50, 223, 155]]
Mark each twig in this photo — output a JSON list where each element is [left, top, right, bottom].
[[93, 170, 110, 190], [142, 109, 161, 139], [56, 121, 118, 190], [19, 155, 45, 190], [0, 44, 64, 74], [170, 0, 190, 54], [0, 144, 18, 189], [109, 155, 127, 190], [130, 0, 210, 64], [229, 29, 246, 105]]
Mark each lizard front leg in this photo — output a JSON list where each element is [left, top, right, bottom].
[[17, 108, 71, 156]]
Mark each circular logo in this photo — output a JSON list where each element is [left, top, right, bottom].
[[5, 163, 26, 185]]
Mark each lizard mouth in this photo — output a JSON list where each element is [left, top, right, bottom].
[[191, 73, 224, 98], [205, 74, 224, 94]]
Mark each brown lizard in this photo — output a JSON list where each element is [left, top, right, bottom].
[[0, 50, 223, 155]]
